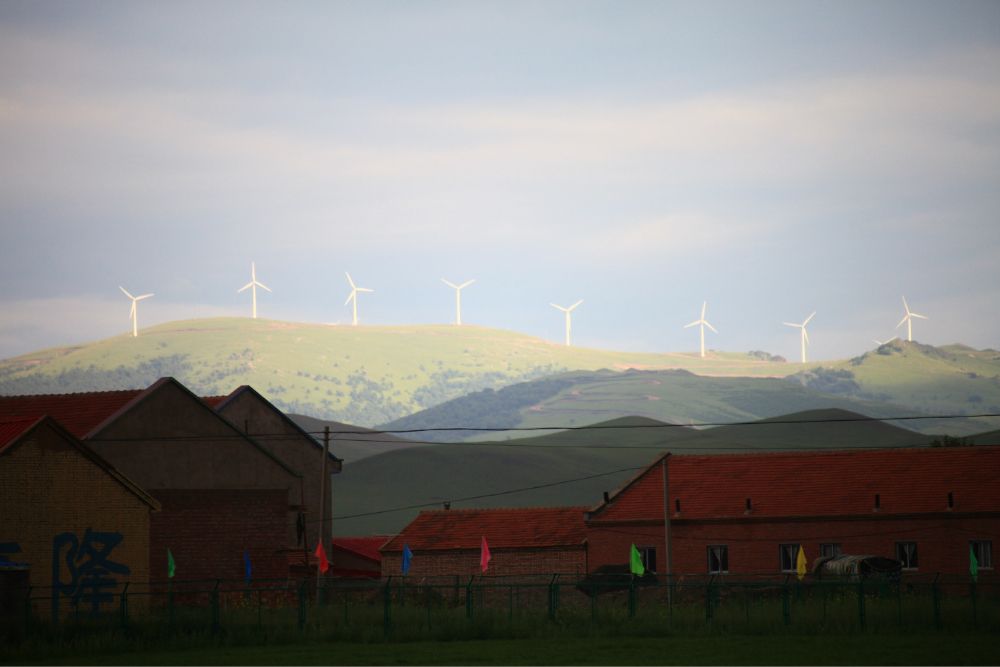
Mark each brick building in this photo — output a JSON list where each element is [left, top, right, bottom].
[[331, 536, 386, 579], [381, 507, 587, 579], [205, 385, 342, 552], [0, 378, 304, 582], [0, 416, 159, 616], [586, 447, 999, 579]]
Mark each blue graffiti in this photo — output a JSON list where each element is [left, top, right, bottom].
[[52, 529, 130, 617]]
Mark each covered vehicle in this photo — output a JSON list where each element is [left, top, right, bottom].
[[812, 554, 902, 581]]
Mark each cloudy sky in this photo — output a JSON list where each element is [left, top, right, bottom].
[[1, 1, 998, 360]]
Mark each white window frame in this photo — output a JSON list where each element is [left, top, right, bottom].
[[779, 543, 800, 573], [971, 540, 993, 570], [896, 541, 918, 570], [707, 545, 729, 574], [820, 543, 842, 558]]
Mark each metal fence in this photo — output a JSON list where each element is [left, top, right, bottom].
[[5, 572, 998, 643]]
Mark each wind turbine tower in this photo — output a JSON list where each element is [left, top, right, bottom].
[[550, 300, 583, 346], [119, 286, 153, 338], [684, 301, 718, 358], [344, 272, 374, 326], [896, 297, 927, 342], [783, 311, 816, 364], [442, 278, 475, 325], [237, 262, 271, 319]]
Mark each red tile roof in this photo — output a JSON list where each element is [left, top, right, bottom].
[[333, 536, 389, 562], [0, 417, 42, 451], [0, 389, 143, 438], [382, 507, 588, 553], [589, 447, 1000, 523]]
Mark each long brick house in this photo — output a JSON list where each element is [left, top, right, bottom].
[[0, 378, 317, 583], [381, 507, 588, 579], [586, 447, 998, 578]]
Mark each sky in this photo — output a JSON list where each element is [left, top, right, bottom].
[[1, 0, 999, 361]]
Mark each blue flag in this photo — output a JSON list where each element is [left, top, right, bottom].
[[402, 544, 413, 575], [243, 549, 253, 584]]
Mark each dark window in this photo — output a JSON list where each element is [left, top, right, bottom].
[[639, 546, 657, 573], [820, 543, 842, 558], [707, 545, 729, 574], [779, 543, 800, 572], [896, 542, 918, 569], [971, 541, 993, 569]]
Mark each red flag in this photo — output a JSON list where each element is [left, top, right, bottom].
[[314, 541, 329, 574], [480, 536, 491, 573]]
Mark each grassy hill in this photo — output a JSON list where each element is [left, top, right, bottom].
[[385, 364, 994, 440], [0, 317, 796, 427], [331, 410, 937, 535]]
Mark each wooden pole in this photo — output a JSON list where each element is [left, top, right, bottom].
[[317, 426, 330, 599], [661, 453, 673, 605]]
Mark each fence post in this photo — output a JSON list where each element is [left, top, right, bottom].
[[23, 585, 32, 634], [856, 580, 866, 630], [705, 575, 715, 622], [211, 579, 221, 634], [548, 574, 559, 621], [782, 578, 791, 626], [119, 582, 130, 630], [383, 577, 392, 640], [931, 574, 941, 630], [167, 580, 174, 632], [297, 580, 307, 632], [465, 576, 474, 620], [628, 576, 636, 618], [970, 582, 977, 628]]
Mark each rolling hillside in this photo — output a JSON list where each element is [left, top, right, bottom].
[[331, 410, 938, 535], [0, 317, 796, 426]]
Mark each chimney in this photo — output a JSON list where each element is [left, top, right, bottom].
[[443, 502, 451, 510], [602, 491, 610, 504]]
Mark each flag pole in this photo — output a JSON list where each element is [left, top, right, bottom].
[[317, 426, 330, 600]]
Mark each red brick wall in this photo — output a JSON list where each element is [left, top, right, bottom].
[[149, 489, 288, 583], [381, 546, 586, 580], [587, 515, 999, 578]]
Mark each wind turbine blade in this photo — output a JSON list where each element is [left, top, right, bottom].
[[442, 279, 458, 289], [803, 312, 816, 326], [345, 272, 356, 289], [683, 320, 700, 328], [135, 293, 154, 301], [345, 291, 355, 306], [119, 286, 134, 299], [782, 322, 800, 328], [803, 328, 810, 344], [704, 321, 718, 334], [902, 296, 910, 314], [896, 315, 908, 329], [700, 301, 707, 319], [257, 282, 272, 293], [459, 280, 475, 289], [568, 300, 583, 311], [911, 312, 927, 320], [873, 339, 883, 346], [551, 303, 567, 312], [238, 282, 253, 292]]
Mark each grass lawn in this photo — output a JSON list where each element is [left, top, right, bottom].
[[19, 633, 1000, 666]]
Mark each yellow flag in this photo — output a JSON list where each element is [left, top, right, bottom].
[[796, 546, 807, 581]]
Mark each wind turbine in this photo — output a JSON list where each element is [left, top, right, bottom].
[[237, 262, 271, 319], [344, 272, 374, 326], [896, 296, 927, 342], [119, 286, 153, 338], [783, 311, 815, 363], [441, 279, 475, 326], [550, 300, 583, 346], [873, 336, 899, 346], [684, 301, 718, 358]]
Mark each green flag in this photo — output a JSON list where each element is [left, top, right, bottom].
[[167, 548, 176, 579], [970, 545, 979, 583], [629, 544, 645, 576]]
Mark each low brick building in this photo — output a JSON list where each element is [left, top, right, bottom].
[[0, 416, 159, 617], [331, 536, 387, 579], [381, 507, 587, 579], [0, 378, 303, 582], [586, 447, 999, 579]]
